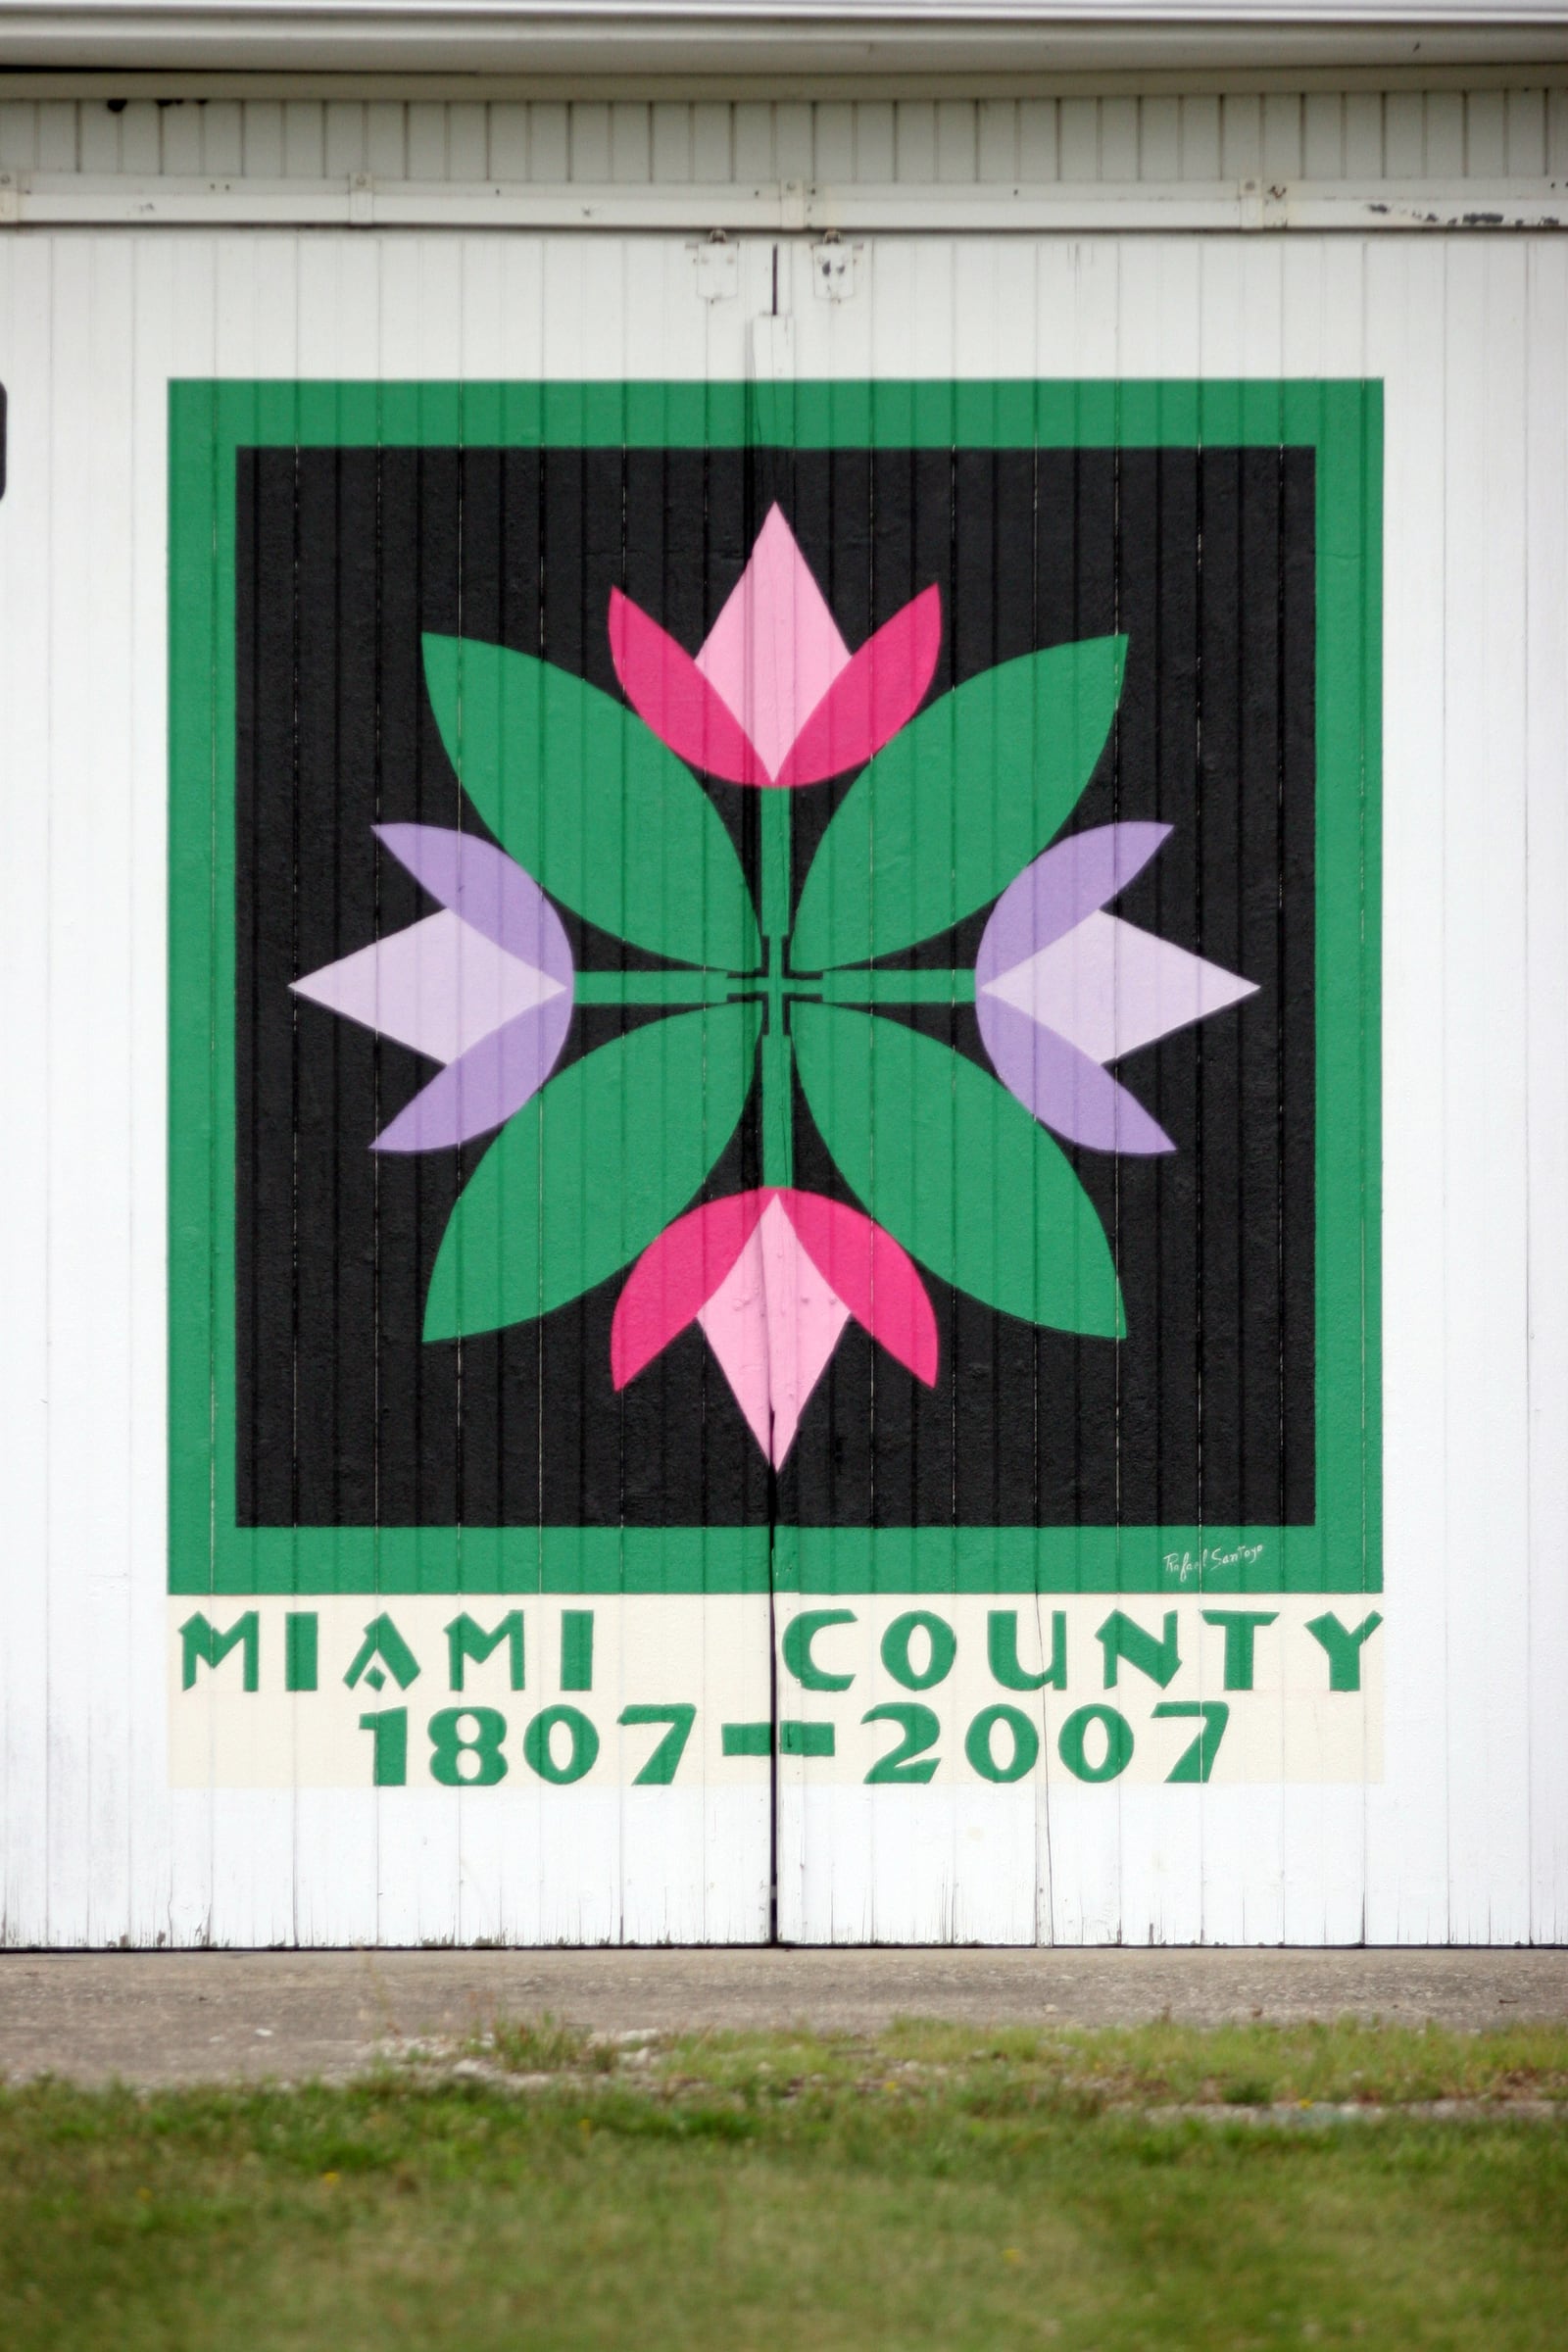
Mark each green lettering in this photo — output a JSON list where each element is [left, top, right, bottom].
[[1152, 1699, 1230, 1782], [782, 1609, 857, 1691], [1057, 1703, 1135, 1784], [779, 1720, 836, 1757], [965, 1703, 1040, 1784], [1305, 1610, 1384, 1692], [428, 1706, 509, 1787], [179, 1611, 259, 1693], [1097, 1610, 1180, 1690], [987, 1608, 1066, 1690], [862, 1703, 939, 1784], [284, 1612, 318, 1693], [880, 1610, 956, 1691], [343, 1614, 421, 1693], [560, 1610, 594, 1692], [618, 1703, 695, 1785], [358, 1707, 408, 1787], [523, 1704, 599, 1786], [445, 1611, 524, 1692], [1200, 1609, 1278, 1691]]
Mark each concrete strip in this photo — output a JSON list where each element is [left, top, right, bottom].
[[0, 1948, 1564, 2087]]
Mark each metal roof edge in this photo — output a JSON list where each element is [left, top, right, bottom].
[[2, 6, 1567, 83], [6, 59, 1568, 98]]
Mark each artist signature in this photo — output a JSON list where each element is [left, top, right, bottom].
[[1163, 1542, 1266, 1586]]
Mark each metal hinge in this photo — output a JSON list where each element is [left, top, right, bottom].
[[811, 234, 861, 303], [691, 230, 739, 303]]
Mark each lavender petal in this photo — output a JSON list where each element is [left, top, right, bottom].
[[375, 823, 574, 988], [371, 995, 574, 1153], [976, 992, 1174, 1155], [975, 821, 1171, 990]]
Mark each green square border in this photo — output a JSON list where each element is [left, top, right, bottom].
[[170, 376, 1381, 1600]]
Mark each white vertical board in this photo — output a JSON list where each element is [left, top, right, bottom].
[[0, 227, 1563, 1944], [1523, 242, 1568, 1946]]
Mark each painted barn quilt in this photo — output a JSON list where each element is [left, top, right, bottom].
[[169, 381, 1381, 1808]]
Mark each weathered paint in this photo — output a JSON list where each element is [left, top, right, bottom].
[[0, 221, 1562, 1947]]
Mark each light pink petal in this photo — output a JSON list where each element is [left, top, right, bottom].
[[780, 1190, 940, 1386], [697, 1198, 852, 1466], [608, 588, 768, 785], [612, 1186, 940, 1463], [610, 1190, 769, 1390], [983, 908, 1258, 1065], [775, 584, 943, 788], [692, 1236, 779, 1460], [695, 505, 852, 781], [291, 909, 566, 1066]]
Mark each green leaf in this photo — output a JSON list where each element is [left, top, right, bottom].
[[422, 633, 761, 972], [422, 1004, 761, 1342], [790, 636, 1127, 971], [792, 1004, 1123, 1338]]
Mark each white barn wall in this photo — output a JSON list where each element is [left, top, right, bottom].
[[0, 113, 1564, 1942]]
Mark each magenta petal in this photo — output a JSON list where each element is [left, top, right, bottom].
[[610, 1190, 770, 1389], [775, 584, 944, 788], [608, 589, 768, 786], [976, 993, 1174, 1155], [780, 1190, 939, 1385], [374, 823, 573, 986], [371, 995, 573, 1153], [975, 821, 1172, 990]]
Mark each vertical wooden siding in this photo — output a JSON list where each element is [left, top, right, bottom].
[[1, 89, 1567, 187], [0, 229, 1563, 1945]]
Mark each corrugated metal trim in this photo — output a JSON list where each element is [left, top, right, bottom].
[[3, 90, 1568, 187]]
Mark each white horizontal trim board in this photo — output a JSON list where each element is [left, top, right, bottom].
[[7, 169, 1568, 228]]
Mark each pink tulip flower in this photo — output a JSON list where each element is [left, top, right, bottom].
[[612, 1187, 939, 1467], [610, 503, 942, 787]]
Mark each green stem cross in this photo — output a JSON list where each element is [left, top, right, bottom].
[[570, 786, 976, 1195], [572, 967, 977, 1008], [760, 789, 795, 1188]]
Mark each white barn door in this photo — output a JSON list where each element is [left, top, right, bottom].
[[0, 229, 1563, 1948]]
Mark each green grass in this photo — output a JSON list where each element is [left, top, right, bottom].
[[3, 2020, 1566, 2351]]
